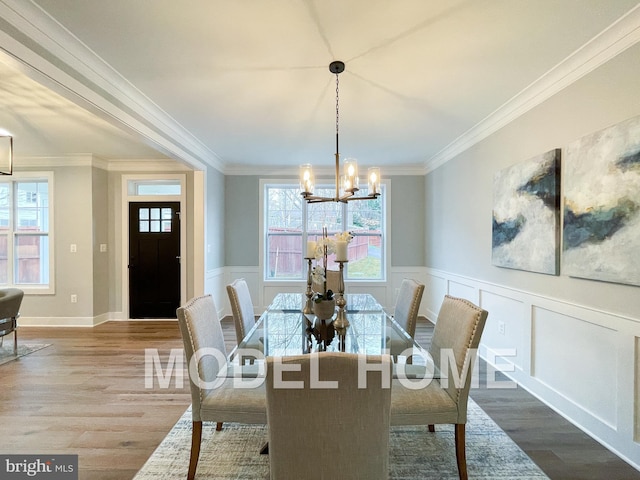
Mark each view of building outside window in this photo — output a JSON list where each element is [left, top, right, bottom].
[[265, 184, 384, 281], [0, 179, 50, 286]]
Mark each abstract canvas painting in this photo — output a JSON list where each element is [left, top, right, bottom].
[[492, 149, 561, 275], [563, 115, 640, 286]]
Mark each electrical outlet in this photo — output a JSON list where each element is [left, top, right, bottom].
[[498, 321, 505, 335], [70, 294, 78, 303]]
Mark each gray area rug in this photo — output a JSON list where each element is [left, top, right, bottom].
[[135, 399, 549, 479], [0, 343, 50, 366]]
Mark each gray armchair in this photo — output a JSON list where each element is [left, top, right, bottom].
[[266, 352, 392, 480], [0, 288, 24, 355], [390, 295, 488, 480], [177, 294, 266, 480]]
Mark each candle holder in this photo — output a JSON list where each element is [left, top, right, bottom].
[[333, 260, 349, 329], [303, 257, 314, 315]]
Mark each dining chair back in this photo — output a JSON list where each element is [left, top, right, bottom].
[[226, 278, 256, 345], [266, 352, 392, 480], [312, 269, 341, 295], [390, 295, 488, 480], [177, 294, 266, 480], [393, 278, 425, 338]]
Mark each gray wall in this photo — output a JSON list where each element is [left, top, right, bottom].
[[206, 165, 226, 270], [92, 166, 109, 316], [224, 175, 260, 266], [425, 42, 640, 318], [223, 175, 426, 269]]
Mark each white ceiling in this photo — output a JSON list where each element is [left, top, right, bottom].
[[1, 0, 639, 173]]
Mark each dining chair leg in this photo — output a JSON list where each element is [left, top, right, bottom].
[[454, 423, 468, 480], [216, 422, 223, 431], [188, 421, 203, 480], [428, 424, 435, 432]]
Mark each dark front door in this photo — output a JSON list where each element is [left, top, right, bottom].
[[129, 202, 181, 318]]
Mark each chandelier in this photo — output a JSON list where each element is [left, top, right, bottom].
[[299, 61, 381, 203]]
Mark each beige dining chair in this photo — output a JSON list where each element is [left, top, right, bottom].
[[390, 295, 488, 480], [312, 268, 341, 295], [177, 294, 267, 480], [387, 278, 424, 361], [266, 352, 392, 480], [393, 278, 425, 338], [226, 278, 257, 345]]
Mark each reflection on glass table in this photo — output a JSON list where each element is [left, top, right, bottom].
[[223, 293, 435, 380]]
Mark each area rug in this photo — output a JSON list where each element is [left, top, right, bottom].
[[0, 343, 51, 366], [134, 399, 549, 479]]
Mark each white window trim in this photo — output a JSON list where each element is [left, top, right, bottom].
[[260, 178, 390, 284], [0, 171, 55, 295]]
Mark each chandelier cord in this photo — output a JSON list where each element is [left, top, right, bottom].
[[335, 72, 340, 155]]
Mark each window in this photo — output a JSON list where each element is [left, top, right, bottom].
[[0, 175, 52, 289], [264, 182, 385, 281]]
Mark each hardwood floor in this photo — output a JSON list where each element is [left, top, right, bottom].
[[1, 318, 638, 480]]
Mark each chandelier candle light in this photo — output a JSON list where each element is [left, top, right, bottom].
[[299, 61, 381, 203]]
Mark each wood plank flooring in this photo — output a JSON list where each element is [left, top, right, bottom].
[[0, 319, 638, 480]]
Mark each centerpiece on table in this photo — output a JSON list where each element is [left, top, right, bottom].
[[307, 228, 353, 321]]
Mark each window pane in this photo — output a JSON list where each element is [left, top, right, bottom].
[[0, 234, 7, 284], [139, 208, 149, 220], [16, 181, 48, 232], [136, 183, 181, 195], [150, 220, 160, 232], [162, 221, 172, 232], [345, 187, 384, 279], [0, 184, 10, 231], [267, 233, 303, 279], [150, 208, 160, 220], [266, 187, 304, 279], [139, 221, 149, 232], [307, 187, 341, 232], [15, 234, 49, 284]]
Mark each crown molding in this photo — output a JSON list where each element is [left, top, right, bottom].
[[16, 154, 190, 172], [0, 0, 219, 173], [424, 4, 640, 174], [224, 164, 426, 176]]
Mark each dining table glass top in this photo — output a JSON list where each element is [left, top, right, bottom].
[[224, 293, 434, 379]]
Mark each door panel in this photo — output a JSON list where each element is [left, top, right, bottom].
[[129, 202, 180, 318]]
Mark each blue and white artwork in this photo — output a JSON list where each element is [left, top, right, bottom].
[[492, 149, 561, 275], [563, 115, 640, 286]]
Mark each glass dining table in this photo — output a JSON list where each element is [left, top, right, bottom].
[[223, 293, 434, 380]]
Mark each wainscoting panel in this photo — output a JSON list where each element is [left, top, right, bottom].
[[448, 280, 478, 304], [479, 290, 526, 371], [424, 273, 448, 320], [425, 268, 640, 469], [532, 306, 618, 428]]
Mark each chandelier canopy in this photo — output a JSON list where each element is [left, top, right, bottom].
[[299, 61, 381, 203]]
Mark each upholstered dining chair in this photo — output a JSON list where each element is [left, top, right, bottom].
[[312, 268, 341, 295], [177, 295, 267, 480], [393, 278, 425, 338], [387, 278, 424, 361], [266, 352, 392, 480], [390, 295, 488, 480], [226, 278, 257, 345], [0, 288, 24, 355]]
